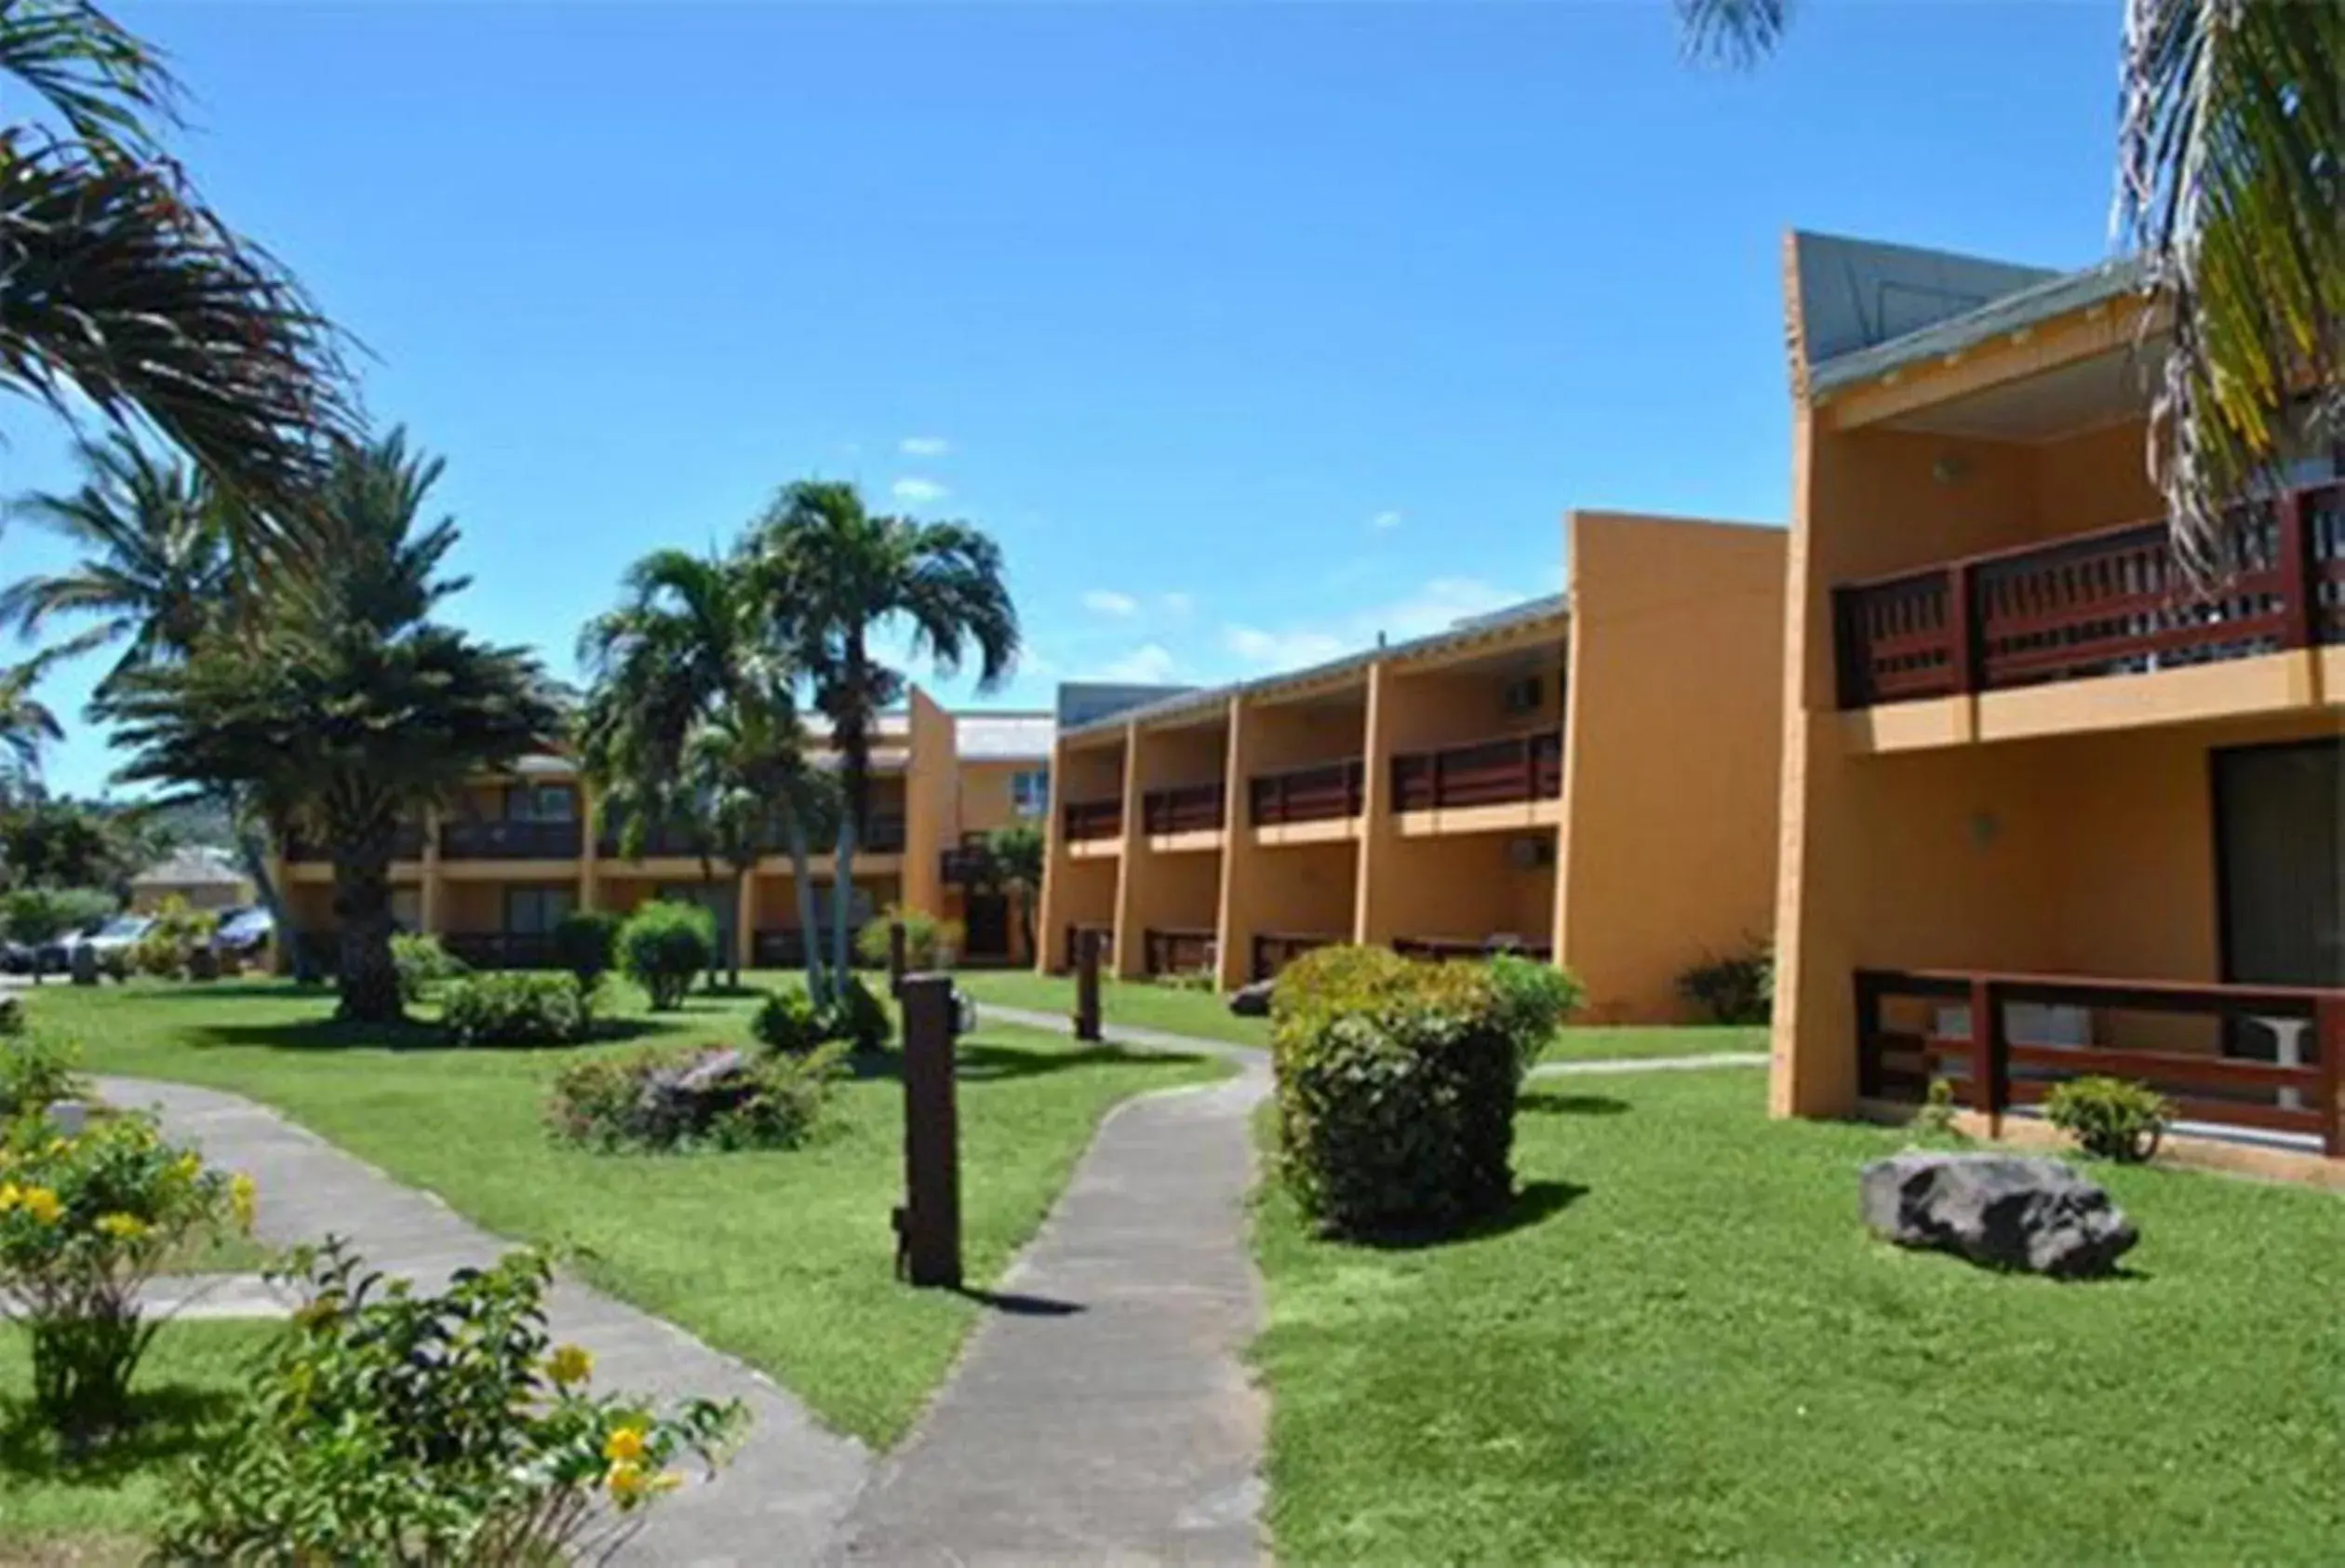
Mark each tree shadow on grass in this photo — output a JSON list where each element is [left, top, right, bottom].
[[956, 1286, 1087, 1317], [1351, 1180, 1592, 1253], [0, 1386, 238, 1488], [1519, 1090, 1631, 1118], [43, 979, 306, 1005], [185, 1015, 448, 1053]]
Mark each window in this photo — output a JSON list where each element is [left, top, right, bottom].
[[503, 886, 575, 934], [1010, 768, 1051, 818]]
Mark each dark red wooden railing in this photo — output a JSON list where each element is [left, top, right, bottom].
[[1064, 922, 1115, 971], [1391, 730, 1563, 811], [1143, 927, 1215, 977], [1062, 798, 1123, 842], [1252, 931, 1342, 982], [1249, 759, 1365, 825], [440, 931, 564, 970], [1835, 479, 2345, 708], [439, 820, 583, 861], [288, 823, 426, 863], [1393, 935, 1556, 963], [1141, 783, 1226, 835], [1855, 968, 2343, 1156]]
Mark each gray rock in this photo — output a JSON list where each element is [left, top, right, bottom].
[[634, 1048, 754, 1142], [1861, 1152, 2137, 1278], [1228, 980, 1275, 1018], [675, 1047, 745, 1093]]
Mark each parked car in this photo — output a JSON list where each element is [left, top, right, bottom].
[[213, 905, 275, 960], [60, 915, 155, 976]]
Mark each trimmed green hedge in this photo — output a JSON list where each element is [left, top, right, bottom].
[[618, 901, 717, 1011], [440, 972, 593, 1048]]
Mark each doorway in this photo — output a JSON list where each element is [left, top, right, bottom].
[[963, 892, 1012, 963], [2214, 738, 2343, 1059]]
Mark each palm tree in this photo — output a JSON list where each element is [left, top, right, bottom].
[[576, 548, 832, 999], [982, 818, 1045, 965], [0, 2, 356, 548], [1677, 0, 2341, 568], [744, 480, 1020, 984], [97, 431, 562, 1022], [0, 658, 62, 801]]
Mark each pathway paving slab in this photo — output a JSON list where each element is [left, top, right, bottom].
[[94, 1075, 871, 1567]]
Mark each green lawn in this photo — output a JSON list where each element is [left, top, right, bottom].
[[19, 975, 1221, 1448], [0, 1320, 277, 1561], [1253, 1068, 2345, 1563], [954, 969, 1767, 1063]]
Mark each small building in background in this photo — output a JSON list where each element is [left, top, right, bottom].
[[129, 847, 254, 913]]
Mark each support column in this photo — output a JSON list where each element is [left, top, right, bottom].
[[1213, 694, 1260, 991], [735, 870, 757, 973], [1110, 721, 1148, 981], [578, 786, 601, 913], [1035, 737, 1074, 974], [1352, 662, 1400, 946], [420, 807, 444, 936]]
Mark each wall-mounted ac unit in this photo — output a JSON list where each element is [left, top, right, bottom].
[[1500, 675, 1543, 715], [1507, 835, 1556, 871]]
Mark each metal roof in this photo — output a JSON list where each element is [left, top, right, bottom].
[[955, 711, 1055, 761], [133, 847, 248, 888], [1063, 593, 1569, 741], [1810, 255, 2149, 397]]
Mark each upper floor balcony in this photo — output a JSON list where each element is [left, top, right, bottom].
[[1834, 480, 2345, 715], [1391, 730, 1563, 811], [286, 822, 426, 863], [441, 818, 583, 861], [1249, 759, 1364, 825], [1141, 782, 1226, 836], [1062, 798, 1123, 843]]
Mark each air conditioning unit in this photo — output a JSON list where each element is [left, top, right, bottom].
[[1500, 675, 1544, 715], [1507, 835, 1556, 871]]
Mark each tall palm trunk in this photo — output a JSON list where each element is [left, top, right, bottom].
[[725, 859, 751, 991], [780, 801, 829, 1005], [329, 837, 402, 1023], [831, 811, 857, 987]]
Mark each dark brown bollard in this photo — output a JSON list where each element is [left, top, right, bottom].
[[1075, 929, 1102, 1042], [887, 920, 908, 998], [896, 973, 962, 1289]]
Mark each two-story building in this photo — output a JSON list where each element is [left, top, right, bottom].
[[274, 689, 1055, 972], [1770, 232, 2343, 1165], [1037, 511, 1789, 1024]]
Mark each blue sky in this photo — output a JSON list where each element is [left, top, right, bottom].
[[5, 1, 2124, 797]]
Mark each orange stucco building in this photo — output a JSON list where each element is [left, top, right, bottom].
[[1037, 511, 1788, 1025], [275, 690, 1055, 972], [1769, 232, 2343, 1167]]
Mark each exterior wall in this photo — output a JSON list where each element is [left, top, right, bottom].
[[1036, 735, 1123, 972], [955, 759, 1044, 839], [901, 690, 956, 919], [1555, 512, 1788, 1023], [1114, 719, 1227, 978]]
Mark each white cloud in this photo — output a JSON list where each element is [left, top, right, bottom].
[[1160, 592, 1195, 617], [1081, 589, 1139, 618], [1095, 643, 1182, 684], [891, 476, 948, 505], [1369, 509, 1403, 532], [899, 436, 951, 458], [1221, 576, 1525, 672]]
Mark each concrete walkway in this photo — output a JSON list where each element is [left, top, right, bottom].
[[94, 1075, 872, 1568], [829, 1061, 1272, 1566]]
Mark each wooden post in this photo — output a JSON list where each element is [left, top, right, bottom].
[[2314, 995, 2342, 1159], [887, 919, 907, 998], [1853, 971, 1882, 1100], [1968, 975, 2003, 1134], [1074, 929, 1102, 1042], [1947, 562, 1980, 694], [897, 974, 961, 1289], [2274, 490, 2315, 650]]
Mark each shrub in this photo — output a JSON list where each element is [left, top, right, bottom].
[[0, 1031, 87, 1119], [1271, 945, 1537, 1240], [0, 993, 22, 1036], [1484, 954, 1586, 1070], [856, 906, 966, 972], [834, 974, 893, 1053], [0, 1110, 249, 1437], [619, 901, 717, 1011], [1677, 938, 1775, 1025], [752, 987, 828, 1055], [440, 972, 594, 1048], [131, 895, 218, 979], [392, 931, 470, 1003], [554, 908, 623, 989], [1156, 967, 1216, 993], [547, 1043, 846, 1153], [156, 1239, 745, 1563], [2044, 1075, 2173, 1163]]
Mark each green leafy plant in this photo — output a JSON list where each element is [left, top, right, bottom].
[[855, 905, 965, 972], [1156, 968, 1216, 993], [0, 993, 21, 1035], [552, 908, 622, 990], [2, 886, 114, 981], [1676, 937, 1774, 1025], [1914, 1076, 1965, 1143], [618, 900, 717, 1011], [832, 974, 893, 1053], [546, 1042, 846, 1154], [0, 1110, 250, 1438], [392, 931, 470, 1003], [751, 987, 828, 1055], [1484, 954, 1586, 1071], [1271, 945, 1541, 1240], [128, 893, 218, 980], [0, 1030, 88, 1119], [2043, 1076, 2173, 1163], [155, 1239, 746, 1563], [439, 972, 594, 1049]]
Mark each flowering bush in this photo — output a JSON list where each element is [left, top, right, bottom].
[[156, 1240, 746, 1563], [0, 1030, 87, 1119], [0, 1109, 250, 1436]]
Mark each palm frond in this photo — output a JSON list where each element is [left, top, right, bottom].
[[0, 0, 179, 158], [2116, 0, 2342, 569], [1674, 0, 1794, 67]]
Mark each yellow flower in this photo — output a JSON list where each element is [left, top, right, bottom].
[[172, 1153, 203, 1182], [604, 1459, 646, 1502], [602, 1425, 646, 1464], [95, 1212, 150, 1241], [230, 1173, 257, 1233], [44, 1136, 67, 1157], [0, 1182, 19, 1213], [650, 1470, 683, 1495], [546, 1344, 593, 1387], [20, 1187, 61, 1225]]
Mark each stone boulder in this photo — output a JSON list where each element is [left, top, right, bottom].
[[1228, 980, 1276, 1018], [1860, 1151, 2137, 1279], [634, 1047, 752, 1142]]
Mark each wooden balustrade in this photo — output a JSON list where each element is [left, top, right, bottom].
[[1141, 783, 1226, 835], [1249, 759, 1364, 825], [1855, 968, 2343, 1156], [439, 819, 583, 861], [1835, 479, 2345, 708], [1252, 931, 1342, 982], [440, 931, 564, 970], [1062, 798, 1123, 842], [1393, 935, 1556, 963], [287, 824, 426, 863], [1390, 730, 1563, 811], [1143, 927, 1216, 977]]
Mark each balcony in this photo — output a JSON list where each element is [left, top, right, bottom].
[[286, 824, 426, 863], [1063, 798, 1123, 843], [1249, 760, 1363, 825], [440, 819, 583, 861], [1142, 927, 1215, 978], [1856, 969, 2342, 1158], [1391, 730, 1563, 811], [1141, 782, 1226, 836], [1393, 935, 1555, 964], [1833, 480, 2345, 709], [442, 931, 563, 970], [596, 820, 713, 860], [1252, 931, 1341, 982]]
